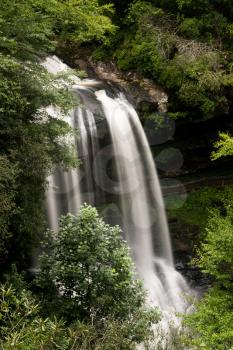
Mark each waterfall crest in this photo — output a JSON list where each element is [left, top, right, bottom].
[[45, 57, 189, 314]]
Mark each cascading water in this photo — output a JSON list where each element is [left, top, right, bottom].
[[95, 90, 189, 312], [45, 57, 190, 319]]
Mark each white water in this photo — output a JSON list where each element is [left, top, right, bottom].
[[95, 90, 189, 312], [44, 57, 190, 323]]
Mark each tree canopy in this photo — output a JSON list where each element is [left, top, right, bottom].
[[95, 0, 233, 121], [0, 0, 115, 271]]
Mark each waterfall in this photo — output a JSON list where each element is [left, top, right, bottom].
[[95, 90, 189, 311], [45, 57, 189, 315]]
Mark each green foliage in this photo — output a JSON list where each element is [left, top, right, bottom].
[[211, 132, 233, 160], [0, 0, 54, 60], [0, 0, 115, 270], [184, 288, 233, 350], [0, 53, 79, 269], [39, 0, 116, 44], [126, 1, 164, 24], [176, 0, 212, 15], [0, 267, 66, 349], [101, 0, 133, 17], [184, 206, 233, 349], [195, 208, 233, 288], [0, 0, 115, 59], [152, 0, 233, 20], [68, 315, 159, 350], [169, 186, 233, 228], [0, 287, 158, 350], [0, 283, 69, 349], [100, 0, 233, 120], [178, 18, 201, 39], [0, 264, 157, 350], [167, 186, 233, 255], [37, 205, 158, 333], [0, 157, 18, 262]]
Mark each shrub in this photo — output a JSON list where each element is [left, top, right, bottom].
[[184, 206, 233, 349], [36, 205, 159, 344]]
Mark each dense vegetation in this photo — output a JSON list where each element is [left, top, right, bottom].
[[180, 188, 233, 349], [96, 0, 233, 121], [0, 0, 114, 271], [0, 206, 158, 349], [0, 0, 233, 348]]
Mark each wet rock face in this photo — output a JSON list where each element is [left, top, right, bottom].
[[75, 59, 168, 112]]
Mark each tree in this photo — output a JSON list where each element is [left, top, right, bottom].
[[184, 207, 233, 349], [40, 0, 115, 44], [96, 0, 233, 121], [36, 205, 159, 344], [110, 0, 230, 120], [0, 0, 115, 60], [0, 54, 78, 270], [0, 0, 115, 271]]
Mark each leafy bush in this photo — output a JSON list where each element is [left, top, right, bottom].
[[100, 0, 233, 120], [0, 263, 157, 350], [0, 282, 69, 350], [194, 208, 233, 288], [184, 207, 233, 349], [36, 205, 159, 344], [184, 287, 233, 350]]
